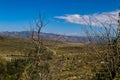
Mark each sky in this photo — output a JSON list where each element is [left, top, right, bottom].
[[0, 0, 120, 36]]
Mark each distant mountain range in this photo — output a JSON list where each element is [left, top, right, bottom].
[[0, 31, 89, 42]]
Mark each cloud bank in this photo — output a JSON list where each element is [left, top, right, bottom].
[[55, 10, 119, 27]]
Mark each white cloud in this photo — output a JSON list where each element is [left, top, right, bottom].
[[55, 10, 119, 27]]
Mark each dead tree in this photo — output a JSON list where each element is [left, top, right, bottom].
[[83, 12, 120, 80], [31, 14, 48, 56], [19, 14, 52, 80]]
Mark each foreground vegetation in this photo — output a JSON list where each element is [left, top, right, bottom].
[[0, 36, 120, 80]]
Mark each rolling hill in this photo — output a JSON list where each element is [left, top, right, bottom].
[[0, 31, 89, 42]]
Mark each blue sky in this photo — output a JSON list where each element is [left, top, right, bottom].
[[0, 0, 120, 36]]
